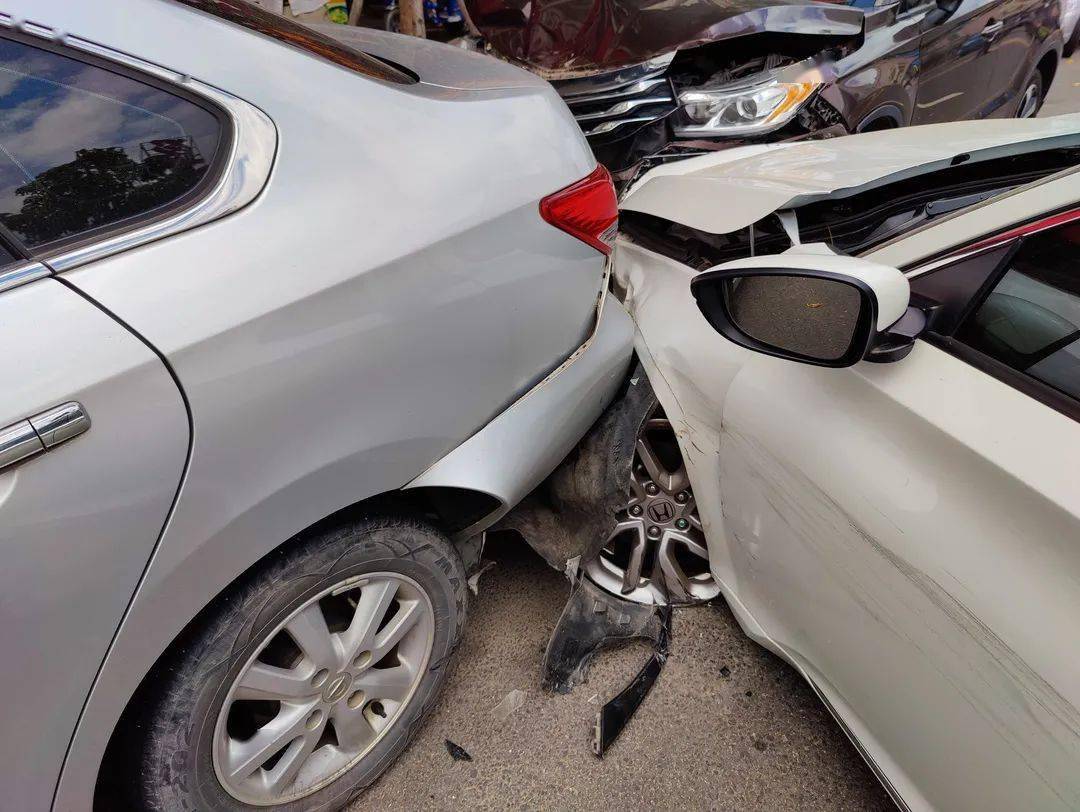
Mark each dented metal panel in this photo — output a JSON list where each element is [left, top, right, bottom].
[[463, 0, 863, 75], [493, 361, 655, 570], [616, 216, 1080, 809], [619, 114, 1080, 235], [405, 292, 634, 537]]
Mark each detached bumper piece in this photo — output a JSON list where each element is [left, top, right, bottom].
[[541, 576, 671, 756], [595, 603, 670, 757]]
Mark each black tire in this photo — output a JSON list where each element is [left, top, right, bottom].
[[383, 8, 399, 32], [135, 514, 467, 811]]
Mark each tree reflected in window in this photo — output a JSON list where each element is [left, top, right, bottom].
[[2, 139, 207, 245], [0, 36, 221, 248]]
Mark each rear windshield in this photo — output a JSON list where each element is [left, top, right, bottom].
[[174, 0, 415, 84]]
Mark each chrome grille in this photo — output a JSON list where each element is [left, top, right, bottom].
[[554, 56, 677, 139]]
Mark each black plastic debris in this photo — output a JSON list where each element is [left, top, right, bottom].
[[444, 739, 472, 762], [720, 665, 731, 678], [593, 604, 671, 758], [542, 576, 665, 694]]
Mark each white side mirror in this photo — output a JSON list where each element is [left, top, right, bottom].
[[690, 251, 925, 367]]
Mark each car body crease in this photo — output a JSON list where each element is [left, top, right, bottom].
[[721, 424, 1080, 807], [47, 274, 197, 811]]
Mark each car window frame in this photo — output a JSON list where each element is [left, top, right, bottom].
[[0, 217, 30, 267], [910, 208, 1080, 423], [0, 28, 235, 261]]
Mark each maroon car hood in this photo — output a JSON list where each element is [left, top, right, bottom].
[[465, 0, 865, 75]]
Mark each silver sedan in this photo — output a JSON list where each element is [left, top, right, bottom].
[[0, 2, 632, 808]]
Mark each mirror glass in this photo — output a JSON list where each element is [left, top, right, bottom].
[[724, 274, 865, 361]]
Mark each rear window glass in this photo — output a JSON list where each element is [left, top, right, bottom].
[[0, 36, 224, 249], [174, 0, 414, 84]]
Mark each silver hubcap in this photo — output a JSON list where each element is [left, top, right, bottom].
[[584, 413, 720, 605], [1018, 82, 1040, 118], [212, 572, 435, 805]]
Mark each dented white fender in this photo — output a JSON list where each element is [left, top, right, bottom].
[[615, 155, 1080, 810]]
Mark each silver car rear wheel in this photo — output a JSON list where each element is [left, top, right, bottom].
[[584, 411, 721, 605], [212, 572, 435, 805]]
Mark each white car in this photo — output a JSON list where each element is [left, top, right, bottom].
[[614, 116, 1080, 810]]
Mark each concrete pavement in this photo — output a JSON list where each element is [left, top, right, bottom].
[[355, 537, 893, 811]]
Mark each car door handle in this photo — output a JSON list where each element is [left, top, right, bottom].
[[0, 402, 90, 472], [982, 20, 1004, 37]]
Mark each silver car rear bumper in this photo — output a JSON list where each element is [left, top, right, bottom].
[[405, 287, 634, 534]]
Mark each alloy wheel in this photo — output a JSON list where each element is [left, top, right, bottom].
[[583, 410, 721, 605], [212, 572, 434, 805], [1017, 80, 1041, 118]]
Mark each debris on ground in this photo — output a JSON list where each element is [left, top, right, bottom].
[[491, 689, 526, 723], [541, 576, 665, 694], [720, 665, 731, 678], [538, 571, 673, 758], [467, 561, 497, 595], [444, 740, 473, 762], [593, 604, 671, 758]]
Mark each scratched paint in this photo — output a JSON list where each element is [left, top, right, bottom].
[[616, 235, 1080, 811], [720, 425, 1080, 809]]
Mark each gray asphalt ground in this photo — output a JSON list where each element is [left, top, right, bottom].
[[353, 74, 1080, 811], [355, 536, 893, 811]]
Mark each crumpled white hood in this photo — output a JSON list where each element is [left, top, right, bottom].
[[620, 114, 1080, 234]]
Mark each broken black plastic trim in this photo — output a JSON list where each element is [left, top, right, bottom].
[[594, 604, 671, 757], [444, 739, 473, 762], [542, 576, 665, 694]]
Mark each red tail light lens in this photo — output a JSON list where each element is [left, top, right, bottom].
[[539, 164, 619, 256]]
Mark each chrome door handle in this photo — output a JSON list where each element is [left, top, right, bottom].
[[982, 20, 1004, 37], [0, 402, 90, 472], [0, 422, 45, 471]]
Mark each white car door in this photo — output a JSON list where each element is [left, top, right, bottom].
[[620, 206, 1080, 810]]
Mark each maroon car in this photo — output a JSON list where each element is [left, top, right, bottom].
[[463, 0, 1065, 178]]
